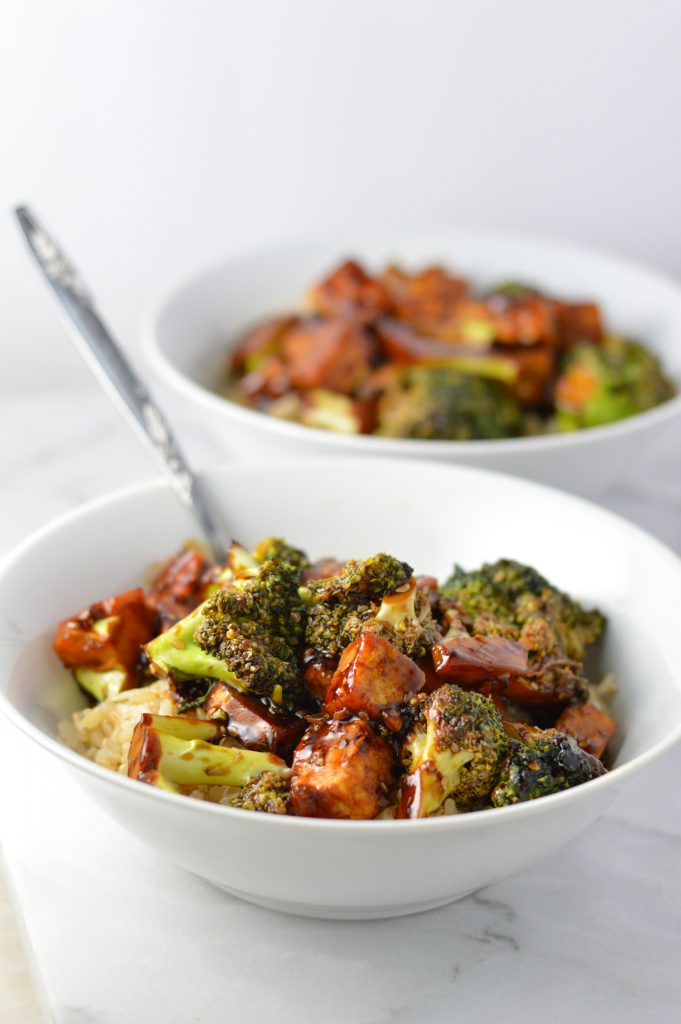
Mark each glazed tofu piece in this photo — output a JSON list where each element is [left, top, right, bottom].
[[289, 717, 397, 819], [302, 651, 339, 702], [53, 588, 157, 701], [203, 681, 305, 757], [281, 319, 375, 394], [554, 703, 616, 759], [455, 296, 556, 346], [431, 633, 528, 685], [148, 547, 215, 628], [503, 345, 555, 406], [230, 315, 298, 372], [307, 260, 393, 322], [554, 301, 603, 345], [324, 632, 425, 731], [380, 265, 469, 324]]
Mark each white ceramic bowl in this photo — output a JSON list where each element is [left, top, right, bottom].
[[143, 231, 681, 495], [1, 458, 681, 919]]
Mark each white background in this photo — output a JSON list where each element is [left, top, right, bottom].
[[1, 0, 680, 390]]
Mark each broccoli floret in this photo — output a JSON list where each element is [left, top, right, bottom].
[[211, 537, 308, 592], [375, 366, 524, 441], [128, 713, 289, 790], [146, 558, 306, 711], [491, 725, 606, 805], [442, 559, 604, 663], [251, 536, 310, 570], [555, 336, 674, 431], [214, 536, 308, 587], [308, 552, 413, 603], [363, 578, 442, 658], [397, 684, 509, 817], [304, 553, 413, 660], [230, 771, 290, 813], [224, 541, 258, 575]]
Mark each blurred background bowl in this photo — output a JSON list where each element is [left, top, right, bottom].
[[143, 230, 681, 496], [1, 457, 680, 919]]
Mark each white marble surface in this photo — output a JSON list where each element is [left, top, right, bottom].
[[1, 388, 681, 1023]]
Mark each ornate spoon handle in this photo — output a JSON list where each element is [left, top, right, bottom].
[[15, 205, 229, 561]]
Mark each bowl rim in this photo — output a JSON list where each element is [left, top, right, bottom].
[[2, 457, 681, 832], [141, 227, 681, 455]]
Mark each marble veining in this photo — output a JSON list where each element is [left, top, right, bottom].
[[1, 387, 681, 1023]]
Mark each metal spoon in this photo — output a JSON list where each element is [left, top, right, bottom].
[[14, 204, 229, 561]]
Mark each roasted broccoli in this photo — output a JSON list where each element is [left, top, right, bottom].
[[555, 336, 674, 431], [397, 685, 509, 817], [442, 559, 604, 663], [363, 577, 442, 659], [128, 713, 289, 790], [375, 366, 524, 441], [491, 724, 606, 805], [304, 553, 413, 660], [219, 536, 309, 581], [223, 541, 258, 576], [145, 558, 307, 711], [251, 536, 309, 570], [230, 771, 290, 814]]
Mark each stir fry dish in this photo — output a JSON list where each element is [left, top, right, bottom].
[[227, 260, 674, 440], [56, 538, 617, 819]]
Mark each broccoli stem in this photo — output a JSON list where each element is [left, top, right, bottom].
[[145, 606, 244, 688], [128, 713, 289, 789]]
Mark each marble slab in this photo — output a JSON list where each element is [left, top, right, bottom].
[[1, 389, 681, 1023]]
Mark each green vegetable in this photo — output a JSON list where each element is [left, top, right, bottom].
[[304, 553, 413, 660], [398, 685, 509, 817], [442, 559, 604, 663], [491, 725, 605, 805], [128, 713, 289, 790], [487, 281, 539, 301], [375, 366, 524, 441], [555, 336, 674, 431], [251, 536, 309, 570], [74, 617, 127, 702], [146, 558, 307, 711], [230, 771, 290, 813], [363, 578, 442, 659], [221, 536, 309, 578]]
